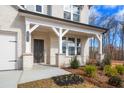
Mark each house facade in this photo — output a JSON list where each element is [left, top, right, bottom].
[[0, 5, 106, 70]]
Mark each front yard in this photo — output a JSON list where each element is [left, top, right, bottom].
[[18, 56, 124, 88], [18, 65, 124, 88]]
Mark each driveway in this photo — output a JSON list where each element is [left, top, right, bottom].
[[0, 65, 70, 88], [0, 70, 22, 88]]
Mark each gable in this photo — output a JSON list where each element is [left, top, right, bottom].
[[0, 5, 25, 31]]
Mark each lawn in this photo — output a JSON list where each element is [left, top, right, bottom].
[[18, 74, 97, 88]]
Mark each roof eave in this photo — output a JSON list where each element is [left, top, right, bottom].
[[18, 9, 108, 33]]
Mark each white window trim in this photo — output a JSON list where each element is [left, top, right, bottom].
[[66, 37, 68, 56], [75, 38, 77, 55], [64, 5, 80, 21]]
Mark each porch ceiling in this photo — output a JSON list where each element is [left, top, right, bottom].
[[65, 30, 94, 37], [32, 25, 53, 33]]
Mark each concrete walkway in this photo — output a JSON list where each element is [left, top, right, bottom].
[[0, 65, 70, 88], [0, 70, 22, 88], [18, 65, 70, 84]]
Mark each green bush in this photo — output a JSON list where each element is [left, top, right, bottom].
[[104, 65, 111, 75], [52, 74, 84, 86], [108, 76, 122, 87], [84, 65, 97, 77], [110, 68, 118, 76], [104, 65, 118, 76], [70, 56, 80, 69], [115, 65, 124, 75]]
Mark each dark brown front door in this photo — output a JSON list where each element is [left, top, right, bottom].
[[34, 39, 44, 63]]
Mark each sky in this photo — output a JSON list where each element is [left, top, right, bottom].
[[89, 5, 124, 47], [93, 5, 124, 15], [90, 5, 124, 21]]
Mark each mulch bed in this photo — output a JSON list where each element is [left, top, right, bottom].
[[18, 76, 97, 88], [63, 67, 124, 88]]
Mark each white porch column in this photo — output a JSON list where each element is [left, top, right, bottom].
[[96, 34, 103, 61], [59, 28, 63, 54], [52, 27, 68, 54], [81, 38, 89, 65], [99, 35, 102, 55], [23, 21, 33, 69], [75, 38, 77, 55], [66, 37, 68, 56], [25, 22, 31, 53], [52, 27, 69, 67]]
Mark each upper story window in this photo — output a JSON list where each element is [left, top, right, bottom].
[[23, 5, 43, 14], [21, 5, 24, 8], [64, 5, 80, 22], [64, 5, 71, 20], [36, 5, 42, 13], [47, 5, 52, 16], [73, 6, 80, 22]]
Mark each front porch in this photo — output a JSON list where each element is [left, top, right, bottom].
[[31, 27, 94, 67], [20, 12, 105, 69]]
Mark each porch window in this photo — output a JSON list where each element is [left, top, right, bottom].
[[62, 37, 67, 54], [77, 38, 81, 55], [64, 5, 80, 22], [68, 38, 75, 55], [62, 37, 81, 56]]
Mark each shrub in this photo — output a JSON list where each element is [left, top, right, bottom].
[[108, 76, 122, 87], [104, 65, 118, 76], [110, 68, 118, 76], [70, 56, 80, 69], [115, 65, 124, 75], [52, 74, 84, 86], [104, 65, 111, 76], [84, 65, 97, 77]]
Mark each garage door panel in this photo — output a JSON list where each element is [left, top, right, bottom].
[[0, 32, 17, 70], [0, 63, 15, 70]]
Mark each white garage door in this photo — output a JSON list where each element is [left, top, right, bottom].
[[0, 32, 17, 70]]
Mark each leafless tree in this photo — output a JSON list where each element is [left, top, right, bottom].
[[89, 8, 124, 60]]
